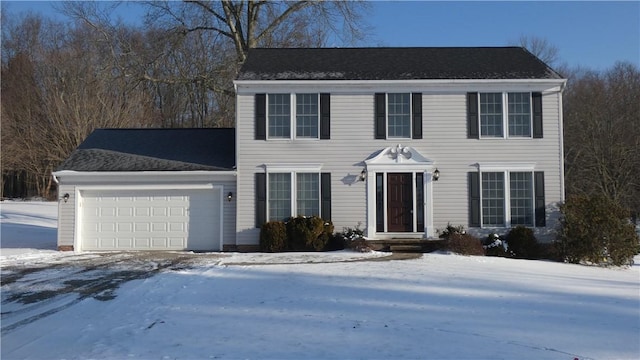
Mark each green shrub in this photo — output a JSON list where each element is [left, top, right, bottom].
[[445, 233, 485, 256], [483, 233, 514, 258], [506, 226, 539, 259], [559, 195, 640, 266], [286, 216, 334, 251], [260, 221, 288, 252], [336, 225, 371, 252], [438, 223, 466, 239]]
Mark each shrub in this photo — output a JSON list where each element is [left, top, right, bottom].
[[260, 221, 287, 252], [336, 225, 372, 252], [483, 233, 514, 258], [438, 223, 466, 239], [559, 195, 640, 266], [506, 226, 539, 259], [445, 233, 485, 256], [286, 216, 333, 251]]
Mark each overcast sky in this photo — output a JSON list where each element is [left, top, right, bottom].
[[3, 1, 639, 70]]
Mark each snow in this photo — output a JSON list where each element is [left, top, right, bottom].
[[1, 201, 639, 359]]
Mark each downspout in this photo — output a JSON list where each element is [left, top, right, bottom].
[[558, 80, 567, 202]]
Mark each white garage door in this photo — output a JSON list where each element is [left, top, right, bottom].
[[80, 188, 221, 251]]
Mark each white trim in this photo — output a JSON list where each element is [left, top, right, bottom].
[[364, 146, 436, 239], [477, 162, 536, 172], [235, 79, 567, 92], [264, 163, 323, 173], [52, 171, 236, 184], [558, 91, 566, 201]]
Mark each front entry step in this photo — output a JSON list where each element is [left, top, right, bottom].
[[367, 239, 446, 253]]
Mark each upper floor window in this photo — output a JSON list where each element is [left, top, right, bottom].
[[256, 93, 329, 140], [479, 92, 532, 138], [267, 93, 319, 139], [468, 92, 542, 139], [387, 93, 411, 138], [375, 92, 422, 140]]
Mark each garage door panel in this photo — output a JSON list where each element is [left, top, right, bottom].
[[81, 189, 220, 251]]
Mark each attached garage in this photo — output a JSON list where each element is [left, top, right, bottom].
[[79, 188, 222, 251], [53, 128, 236, 252]]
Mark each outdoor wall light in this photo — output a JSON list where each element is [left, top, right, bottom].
[[62, 193, 70, 203], [227, 192, 233, 202], [359, 169, 367, 182], [432, 169, 440, 181]]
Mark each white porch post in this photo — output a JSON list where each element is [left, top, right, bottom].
[[365, 169, 376, 238], [424, 170, 435, 238]]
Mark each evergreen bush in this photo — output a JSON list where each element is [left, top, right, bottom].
[[506, 226, 539, 259], [559, 195, 640, 266], [259, 221, 288, 252], [286, 216, 334, 251]]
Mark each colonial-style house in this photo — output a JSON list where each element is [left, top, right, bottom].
[[54, 47, 566, 252]]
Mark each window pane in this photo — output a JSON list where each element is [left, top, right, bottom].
[[387, 93, 411, 138], [482, 172, 505, 226], [268, 94, 291, 138], [296, 173, 320, 217], [508, 93, 531, 137], [376, 173, 384, 232], [510, 172, 533, 226], [296, 94, 319, 138], [268, 173, 291, 221], [480, 93, 503, 137]]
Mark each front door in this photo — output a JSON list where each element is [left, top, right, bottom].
[[387, 173, 413, 232]]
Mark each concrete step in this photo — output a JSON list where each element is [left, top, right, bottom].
[[389, 245, 424, 253]]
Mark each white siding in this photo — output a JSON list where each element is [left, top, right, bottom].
[[236, 88, 564, 245], [57, 184, 76, 248]]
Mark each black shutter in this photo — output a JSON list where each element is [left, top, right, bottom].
[[467, 92, 479, 139], [321, 173, 331, 221], [412, 93, 422, 139], [320, 93, 330, 139], [469, 172, 481, 227], [534, 171, 546, 227], [375, 93, 386, 139], [532, 92, 543, 138], [255, 94, 266, 140], [255, 173, 266, 227]]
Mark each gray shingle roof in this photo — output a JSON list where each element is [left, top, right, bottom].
[[237, 47, 563, 81], [56, 128, 235, 172]]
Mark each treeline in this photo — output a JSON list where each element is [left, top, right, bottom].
[[1, 1, 367, 198]]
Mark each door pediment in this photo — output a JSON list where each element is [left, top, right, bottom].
[[365, 144, 434, 171]]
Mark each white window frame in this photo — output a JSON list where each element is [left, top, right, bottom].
[[477, 163, 536, 228], [265, 164, 323, 221], [386, 93, 412, 139], [266, 93, 320, 141], [478, 92, 533, 139]]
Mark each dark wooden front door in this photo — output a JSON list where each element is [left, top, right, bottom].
[[387, 173, 413, 232]]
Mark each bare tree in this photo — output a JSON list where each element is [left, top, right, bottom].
[[563, 62, 640, 216], [511, 35, 560, 67]]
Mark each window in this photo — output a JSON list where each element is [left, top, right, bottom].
[[375, 93, 421, 140], [296, 173, 320, 216], [480, 171, 534, 227], [480, 93, 504, 137], [509, 172, 533, 226], [508, 93, 532, 137], [387, 93, 411, 138], [478, 92, 532, 138], [268, 173, 291, 221], [266, 94, 319, 139], [267, 172, 320, 221], [296, 94, 319, 138], [482, 172, 505, 226]]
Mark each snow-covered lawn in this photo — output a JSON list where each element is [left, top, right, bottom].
[[1, 201, 639, 360]]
